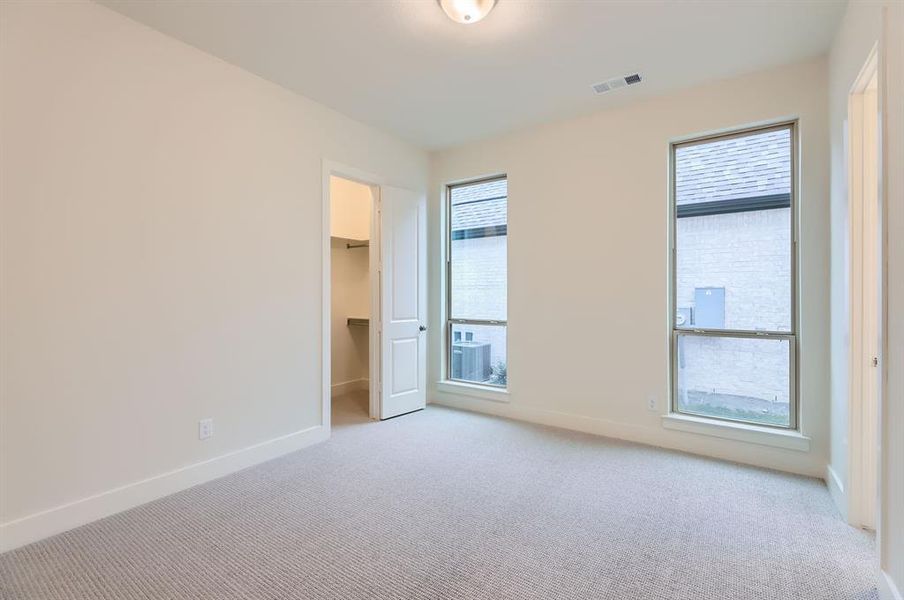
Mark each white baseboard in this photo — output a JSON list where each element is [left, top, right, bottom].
[[881, 570, 903, 600], [824, 464, 847, 520], [430, 393, 822, 478], [331, 378, 369, 397], [0, 425, 328, 553], [432, 393, 655, 444]]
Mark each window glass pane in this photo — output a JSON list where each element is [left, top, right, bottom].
[[676, 334, 791, 427], [675, 128, 791, 332], [450, 179, 507, 321], [450, 323, 506, 386]]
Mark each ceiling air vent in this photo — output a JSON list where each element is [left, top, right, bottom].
[[592, 73, 643, 95], [591, 81, 610, 94]]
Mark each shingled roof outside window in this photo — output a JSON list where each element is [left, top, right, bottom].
[[450, 178, 507, 237], [675, 128, 791, 217]]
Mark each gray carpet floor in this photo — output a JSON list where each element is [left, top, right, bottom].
[[0, 392, 878, 599]]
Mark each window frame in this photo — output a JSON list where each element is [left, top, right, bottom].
[[669, 121, 799, 430], [445, 175, 508, 390]]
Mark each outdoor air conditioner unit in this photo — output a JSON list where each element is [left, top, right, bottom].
[[451, 339, 492, 382]]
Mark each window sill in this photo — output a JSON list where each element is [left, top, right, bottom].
[[661, 413, 810, 452], [436, 380, 510, 402]]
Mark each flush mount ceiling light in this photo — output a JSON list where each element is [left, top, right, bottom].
[[438, 0, 497, 24]]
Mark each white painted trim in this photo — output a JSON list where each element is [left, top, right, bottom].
[[661, 414, 811, 452], [880, 570, 904, 600], [0, 425, 328, 553], [669, 114, 802, 146], [436, 380, 509, 402], [331, 378, 370, 397], [846, 43, 882, 530], [825, 464, 848, 520], [431, 394, 820, 477], [322, 161, 333, 432], [369, 185, 382, 421]]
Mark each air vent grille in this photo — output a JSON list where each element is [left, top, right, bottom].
[[592, 73, 643, 95], [591, 81, 610, 94]]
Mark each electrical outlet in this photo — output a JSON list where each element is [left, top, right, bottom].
[[647, 395, 658, 411], [198, 418, 213, 440]]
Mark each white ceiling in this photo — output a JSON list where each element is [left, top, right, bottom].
[[99, 0, 847, 150]]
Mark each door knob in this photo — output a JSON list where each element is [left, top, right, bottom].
[[419, 325, 427, 332]]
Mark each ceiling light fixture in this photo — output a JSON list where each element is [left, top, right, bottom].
[[438, 0, 497, 24]]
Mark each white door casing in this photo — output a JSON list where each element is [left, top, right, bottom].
[[847, 47, 881, 530], [379, 185, 426, 419]]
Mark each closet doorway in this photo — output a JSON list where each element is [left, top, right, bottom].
[[322, 162, 427, 429], [328, 174, 379, 426]]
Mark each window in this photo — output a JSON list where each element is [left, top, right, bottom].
[[671, 124, 796, 428], [446, 176, 507, 388]]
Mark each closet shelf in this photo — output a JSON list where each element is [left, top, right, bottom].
[[347, 317, 369, 327]]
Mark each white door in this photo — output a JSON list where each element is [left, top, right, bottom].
[[379, 185, 426, 419]]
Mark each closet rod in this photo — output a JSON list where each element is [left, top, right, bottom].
[[346, 242, 369, 249]]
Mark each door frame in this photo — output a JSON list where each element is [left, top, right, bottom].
[[322, 160, 384, 430], [846, 44, 882, 530]]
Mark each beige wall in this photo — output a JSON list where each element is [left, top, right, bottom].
[[330, 176, 372, 242], [0, 0, 426, 542], [430, 58, 830, 477]]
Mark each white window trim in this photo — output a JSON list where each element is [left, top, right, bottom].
[[444, 175, 509, 391], [668, 120, 800, 433], [436, 380, 510, 402], [661, 413, 810, 452]]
